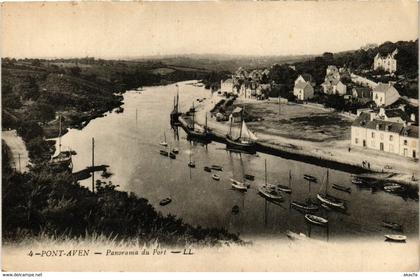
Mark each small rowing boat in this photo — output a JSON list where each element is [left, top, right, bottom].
[[332, 184, 351, 193], [188, 161, 196, 168], [204, 166, 212, 172], [277, 184, 292, 194], [383, 183, 404, 193], [290, 201, 319, 212], [382, 221, 403, 231], [212, 174, 220, 181], [211, 165, 223, 171], [304, 214, 328, 226], [232, 182, 247, 192], [304, 174, 317, 182], [351, 177, 365, 185], [159, 197, 172, 206], [244, 174, 255, 181], [172, 148, 179, 154], [384, 234, 406, 242]]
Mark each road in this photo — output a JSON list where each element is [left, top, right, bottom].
[[2, 130, 30, 172]]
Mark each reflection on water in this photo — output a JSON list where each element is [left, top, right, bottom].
[[60, 81, 418, 241]]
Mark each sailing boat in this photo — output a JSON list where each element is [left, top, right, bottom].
[[317, 169, 345, 209], [226, 107, 257, 153], [160, 131, 168, 146], [50, 115, 73, 171], [187, 103, 210, 141], [277, 170, 292, 193], [187, 144, 196, 168], [170, 84, 181, 126], [258, 159, 283, 201]]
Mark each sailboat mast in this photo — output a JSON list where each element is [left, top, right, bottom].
[[205, 113, 208, 131], [265, 159, 267, 185], [289, 170, 291, 187], [192, 102, 195, 130], [326, 169, 329, 194], [229, 117, 233, 137], [58, 115, 62, 153], [164, 131, 166, 143], [239, 108, 243, 139]]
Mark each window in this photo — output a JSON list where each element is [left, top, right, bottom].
[[371, 132, 375, 138], [355, 138, 359, 144], [404, 140, 408, 146], [389, 135, 393, 141]]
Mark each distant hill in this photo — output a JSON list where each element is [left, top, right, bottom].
[[135, 54, 315, 72]]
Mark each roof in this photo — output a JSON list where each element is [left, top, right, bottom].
[[294, 81, 309, 90], [384, 109, 410, 121], [223, 78, 233, 84], [232, 107, 243, 114], [352, 112, 371, 127], [327, 65, 338, 71], [298, 73, 313, 83], [365, 120, 404, 134], [373, 83, 394, 93], [401, 125, 419, 138]]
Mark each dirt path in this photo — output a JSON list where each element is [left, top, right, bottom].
[[2, 130, 30, 172], [194, 95, 419, 185]]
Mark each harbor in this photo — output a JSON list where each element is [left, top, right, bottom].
[[57, 81, 418, 241]]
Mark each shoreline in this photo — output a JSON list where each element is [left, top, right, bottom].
[[182, 94, 419, 190]]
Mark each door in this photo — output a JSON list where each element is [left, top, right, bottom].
[[404, 148, 408, 156], [413, 150, 416, 159], [380, 143, 384, 151], [363, 140, 366, 147]]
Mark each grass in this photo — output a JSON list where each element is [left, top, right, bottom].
[[239, 101, 353, 142]]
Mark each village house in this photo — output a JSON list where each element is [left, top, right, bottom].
[[293, 80, 314, 101], [351, 109, 418, 159], [372, 82, 400, 107], [220, 78, 235, 95], [373, 49, 398, 73], [321, 78, 347, 95], [295, 74, 315, 87]]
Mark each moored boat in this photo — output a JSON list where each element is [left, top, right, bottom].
[[244, 174, 255, 181], [290, 201, 319, 212], [49, 115, 73, 172], [304, 214, 328, 226], [317, 170, 345, 209], [258, 159, 283, 201], [384, 234, 406, 242], [172, 148, 179, 154], [212, 174, 220, 181], [304, 174, 317, 182], [204, 166, 212, 172], [332, 184, 351, 193], [225, 108, 257, 153], [383, 183, 404, 193], [231, 205, 240, 214], [159, 197, 172, 206], [211, 165, 223, 171], [188, 161, 196, 168], [382, 221, 403, 231], [231, 181, 248, 192]]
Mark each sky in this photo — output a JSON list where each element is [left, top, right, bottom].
[[1, 1, 418, 59]]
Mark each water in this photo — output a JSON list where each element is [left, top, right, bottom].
[[60, 81, 418, 241]]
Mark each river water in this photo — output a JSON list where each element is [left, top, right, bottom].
[[59, 81, 418, 241]]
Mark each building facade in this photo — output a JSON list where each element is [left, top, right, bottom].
[[373, 49, 398, 73], [351, 110, 418, 159], [372, 83, 400, 107]]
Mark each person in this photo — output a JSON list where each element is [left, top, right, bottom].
[[362, 161, 365, 167], [367, 162, 370, 169], [348, 147, 351, 152]]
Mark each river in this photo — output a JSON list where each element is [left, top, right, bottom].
[[59, 80, 418, 241]]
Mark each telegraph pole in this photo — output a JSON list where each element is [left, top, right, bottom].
[[92, 137, 95, 193]]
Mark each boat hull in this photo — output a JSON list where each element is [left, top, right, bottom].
[[291, 201, 319, 212], [304, 214, 328, 226], [225, 136, 256, 153], [317, 194, 345, 208], [258, 187, 283, 201]]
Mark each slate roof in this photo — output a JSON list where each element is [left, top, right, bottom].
[[365, 120, 404, 134], [294, 81, 309, 90], [401, 125, 419, 138]]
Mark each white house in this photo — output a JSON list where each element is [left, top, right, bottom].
[[373, 49, 398, 73], [294, 74, 314, 86], [293, 81, 314, 101], [321, 79, 347, 96], [220, 78, 234, 94], [351, 110, 418, 159], [372, 83, 400, 107]]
